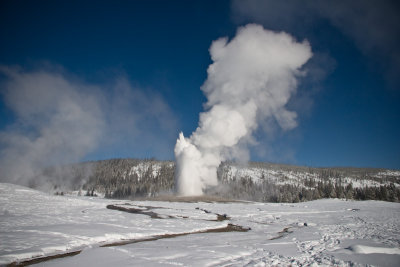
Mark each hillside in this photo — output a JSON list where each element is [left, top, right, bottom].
[[40, 159, 400, 203]]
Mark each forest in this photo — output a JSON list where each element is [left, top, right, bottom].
[[48, 158, 400, 203]]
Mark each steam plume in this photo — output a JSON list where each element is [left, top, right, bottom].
[[0, 67, 104, 188], [174, 24, 312, 196], [0, 66, 177, 189]]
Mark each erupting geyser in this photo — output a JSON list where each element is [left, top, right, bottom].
[[175, 24, 312, 196]]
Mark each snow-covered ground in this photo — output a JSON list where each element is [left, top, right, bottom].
[[1, 183, 400, 266]]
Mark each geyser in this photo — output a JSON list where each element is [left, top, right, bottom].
[[175, 24, 312, 196]]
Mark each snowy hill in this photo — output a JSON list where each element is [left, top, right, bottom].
[[213, 162, 400, 202], [34, 159, 400, 202], [1, 182, 400, 266]]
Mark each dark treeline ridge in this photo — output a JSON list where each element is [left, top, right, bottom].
[[48, 158, 400, 203], [210, 162, 400, 203], [81, 158, 175, 198], [208, 173, 400, 203]]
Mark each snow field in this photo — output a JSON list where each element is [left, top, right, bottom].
[[1, 183, 400, 266]]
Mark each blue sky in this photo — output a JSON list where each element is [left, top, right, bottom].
[[0, 0, 399, 170]]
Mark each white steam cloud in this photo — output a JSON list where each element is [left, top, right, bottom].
[[0, 67, 104, 187], [174, 24, 312, 196], [0, 66, 177, 189], [232, 0, 400, 89]]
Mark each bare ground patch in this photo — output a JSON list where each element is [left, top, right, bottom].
[[133, 194, 246, 203], [106, 204, 172, 219], [7, 250, 81, 267], [107, 203, 231, 222], [101, 223, 250, 247], [270, 227, 294, 240]]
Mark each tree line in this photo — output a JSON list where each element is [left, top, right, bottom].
[[208, 175, 400, 203], [43, 158, 400, 203]]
